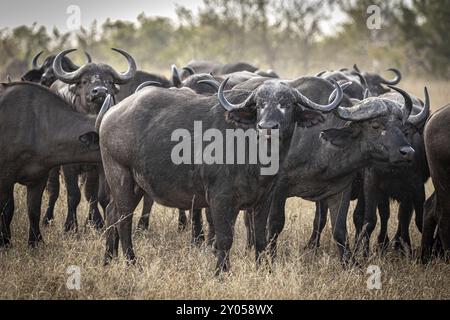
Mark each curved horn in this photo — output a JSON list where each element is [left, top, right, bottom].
[[135, 81, 162, 93], [198, 79, 220, 91], [110, 48, 137, 84], [84, 51, 92, 63], [387, 85, 413, 123], [295, 79, 343, 112], [381, 68, 402, 85], [95, 94, 114, 132], [182, 66, 195, 76], [31, 51, 44, 69], [328, 81, 352, 103], [353, 64, 361, 73], [408, 87, 430, 127], [171, 64, 182, 88], [339, 68, 349, 72], [53, 49, 84, 84], [315, 70, 327, 77], [336, 98, 389, 121], [217, 77, 254, 111]]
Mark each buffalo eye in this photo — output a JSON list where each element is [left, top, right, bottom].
[[81, 79, 88, 85]]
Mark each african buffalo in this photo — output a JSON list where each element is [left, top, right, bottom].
[[353, 64, 402, 96], [179, 60, 277, 80], [45, 48, 136, 231], [97, 77, 344, 274], [21, 50, 92, 87], [259, 81, 418, 265], [350, 88, 430, 256], [422, 104, 450, 262], [0, 82, 101, 247]]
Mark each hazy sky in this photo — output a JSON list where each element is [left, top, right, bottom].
[[0, 0, 204, 32]]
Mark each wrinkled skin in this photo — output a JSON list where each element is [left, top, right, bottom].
[[0, 83, 101, 247], [422, 104, 450, 263], [99, 80, 336, 274]]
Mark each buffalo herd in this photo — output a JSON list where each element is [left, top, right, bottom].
[[0, 48, 448, 275]]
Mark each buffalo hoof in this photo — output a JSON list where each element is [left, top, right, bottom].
[[191, 234, 205, 247], [28, 235, 43, 248], [43, 209, 55, 226], [136, 218, 149, 232], [304, 239, 320, 250], [393, 240, 412, 256], [64, 220, 78, 233], [377, 238, 390, 254], [86, 218, 104, 231], [0, 236, 11, 248]]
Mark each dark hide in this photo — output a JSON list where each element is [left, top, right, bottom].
[[0, 83, 101, 246]]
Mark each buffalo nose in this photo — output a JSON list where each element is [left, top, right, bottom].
[[91, 86, 108, 98], [257, 121, 279, 130], [399, 146, 415, 160]]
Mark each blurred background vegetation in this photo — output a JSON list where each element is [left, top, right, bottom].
[[0, 0, 449, 80]]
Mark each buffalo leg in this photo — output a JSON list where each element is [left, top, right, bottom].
[[352, 186, 365, 247], [205, 208, 215, 246], [43, 167, 60, 225], [327, 189, 352, 264], [306, 200, 328, 249], [393, 200, 413, 254], [0, 185, 15, 247], [62, 165, 81, 232], [191, 209, 204, 245], [421, 193, 437, 263], [98, 168, 110, 216], [137, 194, 154, 231], [266, 185, 288, 262], [356, 170, 378, 257], [377, 197, 390, 252], [102, 154, 143, 265], [178, 209, 188, 231], [413, 183, 425, 233], [26, 177, 47, 247], [244, 210, 255, 250], [209, 196, 239, 275], [83, 169, 104, 230]]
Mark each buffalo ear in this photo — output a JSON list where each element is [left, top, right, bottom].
[[320, 127, 358, 147], [295, 109, 324, 128], [21, 70, 43, 83], [79, 131, 99, 151]]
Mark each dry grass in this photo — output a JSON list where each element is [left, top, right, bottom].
[[0, 79, 449, 300]]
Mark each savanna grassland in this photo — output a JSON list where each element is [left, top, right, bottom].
[[0, 79, 449, 300]]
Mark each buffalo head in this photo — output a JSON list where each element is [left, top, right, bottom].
[[322, 86, 429, 165], [353, 64, 402, 96], [218, 78, 344, 141], [21, 51, 91, 87], [53, 48, 136, 113]]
